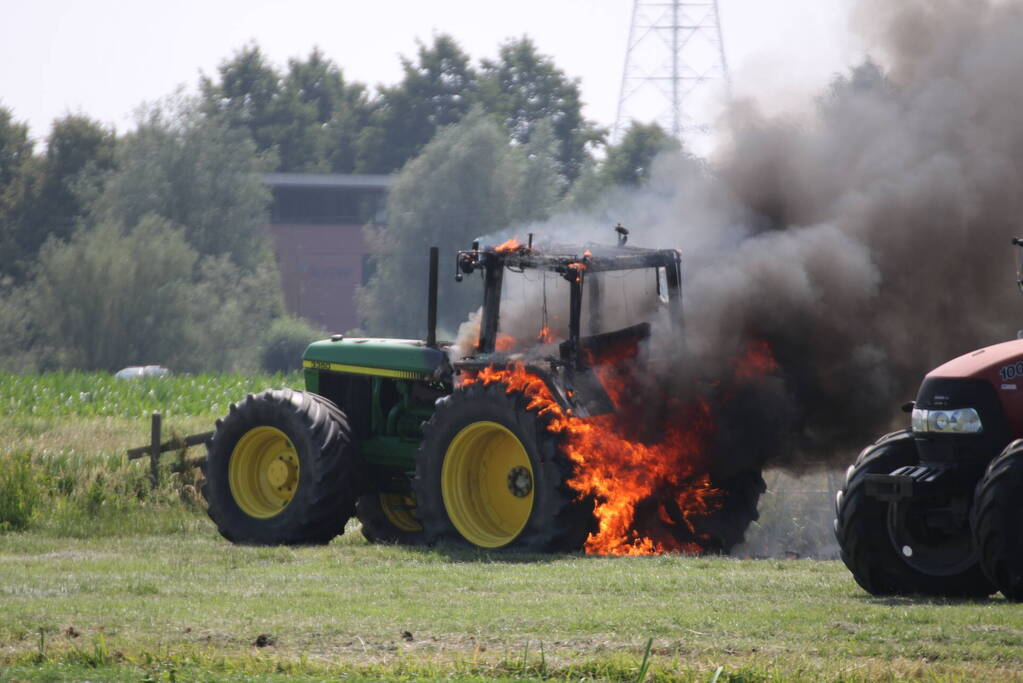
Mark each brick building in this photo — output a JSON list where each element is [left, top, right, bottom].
[[265, 173, 393, 333]]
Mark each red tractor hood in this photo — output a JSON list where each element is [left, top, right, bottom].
[[927, 338, 1023, 439], [928, 339, 1023, 382]]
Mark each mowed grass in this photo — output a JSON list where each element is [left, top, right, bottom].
[[3, 532, 1023, 682], [1, 377, 1022, 681]]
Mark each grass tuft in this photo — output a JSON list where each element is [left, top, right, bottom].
[[0, 451, 41, 531]]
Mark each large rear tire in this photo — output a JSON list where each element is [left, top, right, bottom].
[[834, 430, 992, 597], [203, 389, 359, 545], [973, 440, 1023, 601], [414, 381, 593, 552]]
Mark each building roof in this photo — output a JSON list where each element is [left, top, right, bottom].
[[263, 173, 395, 190]]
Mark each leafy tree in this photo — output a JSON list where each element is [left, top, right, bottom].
[[28, 115, 116, 243], [200, 44, 284, 158], [277, 48, 371, 172], [0, 277, 40, 371], [184, 253, 285, 372], [559, 122, 680, 212], [356, 35, 476, 173], [19, 216, 284, 373], [1, 112, 116, 282], [600, 121, 679, 187], [201, 45, 373, 174], [92, 97, 271, 270], [357, 109, 524, 336], [0, 106, 36, 278], [260, 316, 321, 373], [0, 106, 33, 193], [513, 118, 564, 223], [31, 216, 197, 371], [478, 37, 604, 184]]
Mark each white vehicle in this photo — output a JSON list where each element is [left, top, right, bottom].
[[114, 365, 171, 379]]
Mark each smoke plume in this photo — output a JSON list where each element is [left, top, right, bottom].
[[476, 0, 1023, 478]]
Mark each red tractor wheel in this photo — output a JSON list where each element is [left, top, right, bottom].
[[835, 430, 993, 597]]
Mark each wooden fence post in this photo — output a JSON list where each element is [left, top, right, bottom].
[[149, 412, 162, 489]]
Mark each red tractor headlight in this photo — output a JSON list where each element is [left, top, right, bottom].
[[911, 407, 983, 434]]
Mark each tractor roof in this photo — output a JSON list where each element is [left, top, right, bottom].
[[460, 240, 681, 279]]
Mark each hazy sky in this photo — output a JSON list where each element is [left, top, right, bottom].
[[2, 0, 862, 142]]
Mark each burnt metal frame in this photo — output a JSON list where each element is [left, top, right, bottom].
[[455, 242, 684, 371]]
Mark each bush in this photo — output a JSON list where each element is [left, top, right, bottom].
[[0, 452, 41, 531], [259, 316, 321, 373]]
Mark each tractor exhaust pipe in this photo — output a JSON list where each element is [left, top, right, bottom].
[[427, 246, 439, 347]]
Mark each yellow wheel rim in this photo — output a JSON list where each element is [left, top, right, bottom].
[[441, 421, 534, 548], [380, 493, 422, 532], [228, 426, 300, 519]]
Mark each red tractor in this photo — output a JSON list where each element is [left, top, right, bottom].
[[835, 238, 1023, 600]]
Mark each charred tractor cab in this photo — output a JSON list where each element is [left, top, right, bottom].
[[835, 237, 1023, 600]]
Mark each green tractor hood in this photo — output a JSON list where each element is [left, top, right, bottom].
[[303, 338, 448, 380]]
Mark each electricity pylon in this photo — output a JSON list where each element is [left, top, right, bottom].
[[614, 0, 731, 150]]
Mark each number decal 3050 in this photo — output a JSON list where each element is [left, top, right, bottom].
[[999, 361, 1023, 381]]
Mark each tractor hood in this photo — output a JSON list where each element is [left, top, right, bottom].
[[921, 338, 1023, 440], [927, 338, 1023, 384], [303, 337, 448, 380]]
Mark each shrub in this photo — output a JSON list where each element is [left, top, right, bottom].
[[259, 316, 321, 373], [0, 452, 41, 531]]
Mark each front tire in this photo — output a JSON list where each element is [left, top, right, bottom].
[[203, 389, 359, 545], [973, 440, 1023, 601], [414, 381, 593, 552], [834, 430, 992, 597]]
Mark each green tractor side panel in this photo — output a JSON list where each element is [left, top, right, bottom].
[[303, 338, 446, 384], [303, 338, 449, 478]]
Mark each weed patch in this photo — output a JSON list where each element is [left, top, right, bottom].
[[0, 451, 41, 531]]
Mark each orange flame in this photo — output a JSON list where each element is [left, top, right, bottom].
[[461, 360, 719, 555], [733, 339, 778, 381], [496, 238, 522, 253], [495, 333, 517, 352], [459, 338, 781, 556], [565, 262, 587, 283]]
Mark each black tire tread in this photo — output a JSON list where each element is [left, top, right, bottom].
[[973, 440, 1023, 601], [835, 430, 991, 597], [203, 388, 359, 545]]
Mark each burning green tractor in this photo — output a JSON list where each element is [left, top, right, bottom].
[[202, 234, 764, 553]]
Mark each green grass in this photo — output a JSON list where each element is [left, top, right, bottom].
[[1, 381, 1020, 681], [1, 531, 1022, 681], [0, 371, 302, 418]]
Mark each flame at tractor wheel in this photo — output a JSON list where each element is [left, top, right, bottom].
[[460, 341, 778, 556]]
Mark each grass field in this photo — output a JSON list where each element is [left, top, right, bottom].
[[1, 374, 1021, 682], [3, 530, 1023, 682]]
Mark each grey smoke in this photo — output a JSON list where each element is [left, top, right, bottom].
[[478, 0, 1023, 475]]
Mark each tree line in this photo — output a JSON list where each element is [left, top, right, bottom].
[[0, 35, 680, 373]]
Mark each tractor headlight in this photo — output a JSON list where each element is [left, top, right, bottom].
[[911, 407, 983, 434]]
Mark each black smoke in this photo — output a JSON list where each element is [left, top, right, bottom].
[[485, 0, 1023, 476], [683, 0, 1023, 471]]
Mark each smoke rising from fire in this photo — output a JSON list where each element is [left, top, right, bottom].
[[478, 0, 1023, 477]]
